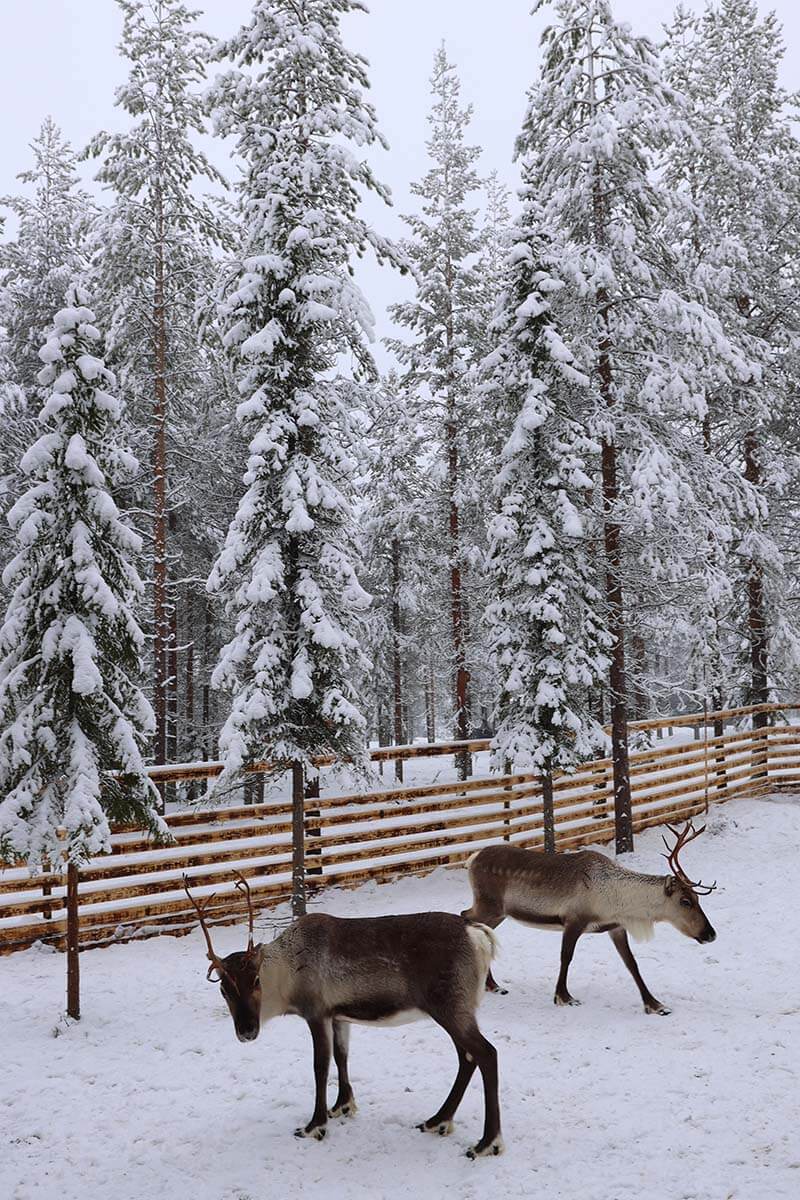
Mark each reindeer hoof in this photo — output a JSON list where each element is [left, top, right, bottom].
[[467, 1135, 505, 1159], [645, 1002, 671, 1016], [418, 1119, 454, 1137], [295, 1125, 327, 1141], [328, 1099, 358, 1118], [554, 993, 581, 1007]]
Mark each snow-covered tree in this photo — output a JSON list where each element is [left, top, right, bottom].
[[484, 206, 610, 850], [1, 119, 91, 394], [388, 45, 485, 772], [0, 288, 162, 868], [662, 0, 800, 718], [360, 371, 433, 771], [206, 0, 402, 829], [520, 0, 757, 849], [85, 0, 227, 777]]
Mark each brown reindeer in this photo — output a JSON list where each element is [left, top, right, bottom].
[[184, 874, 504, 1158], [461, 821, 717, 1014]]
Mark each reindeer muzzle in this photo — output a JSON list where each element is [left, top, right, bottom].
[[697, 923, 716, 944]]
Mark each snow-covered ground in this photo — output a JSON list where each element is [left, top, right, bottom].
[[3, 795, 799, 1200]]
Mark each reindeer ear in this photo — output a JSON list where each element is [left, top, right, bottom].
[[664, 875, 677, 896]]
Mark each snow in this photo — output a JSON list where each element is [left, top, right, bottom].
[[2, 795, 799, 1200]]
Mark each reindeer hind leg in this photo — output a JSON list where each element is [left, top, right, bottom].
[[329, 1020, 358, 1117], [425, 1013, 504, 1158]]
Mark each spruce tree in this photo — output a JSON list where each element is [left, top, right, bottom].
[[0, 288, 162, 868], [206, 0, 403, 891], [484, 203, 610, 849]]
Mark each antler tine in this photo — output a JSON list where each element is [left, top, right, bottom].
[[661, 821, 717, 894], [182, 875, 227, 980], [233, 870, 256, 954]]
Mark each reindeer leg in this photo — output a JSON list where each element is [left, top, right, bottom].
[[328, 1020, 357, 1118], [609, 927, 671, 1016], [417, 1036, 476, 1137], [554, 922, 585, 1006], [422, 1015, 503, 1158], [295, 1017, 332, 1140]]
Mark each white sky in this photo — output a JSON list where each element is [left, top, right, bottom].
[[2, 0, 800, 356]]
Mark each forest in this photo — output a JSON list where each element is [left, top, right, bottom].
[[1, 0, 799, 867]]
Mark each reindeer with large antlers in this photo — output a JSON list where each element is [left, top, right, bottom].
[[461, 820, 717, 1014], [183, 873, 504, 1158]]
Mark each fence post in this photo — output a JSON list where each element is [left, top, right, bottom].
[[291, 761, 307, 917], [58, 827, 80, 1020]]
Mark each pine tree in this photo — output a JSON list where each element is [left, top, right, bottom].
[[206, 0, 402, 908], [388, 45, 484, 775], [485, 196, 610, 851], [662, 0, 800, 721], [360, 372, 432, 774], [0, 288, 162, 868], [85, 0, 227, 783], [520, 0, 757, 849]]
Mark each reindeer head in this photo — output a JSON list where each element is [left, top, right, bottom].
[[184, 874, 264, 1042], [660, 821, 717, 943]]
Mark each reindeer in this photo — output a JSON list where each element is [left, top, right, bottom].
[[183, 874, 504, 1158], [461, 821, 717, 1014]]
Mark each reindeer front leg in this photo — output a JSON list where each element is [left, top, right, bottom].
[[328, 1020, 357, 1118], [608, 927, 671, 1015], [296, 1017, 332, 1140]]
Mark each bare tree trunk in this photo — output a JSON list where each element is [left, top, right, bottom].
[[632, 633, 647, 722], [744, 430, 769, 730], [202, 596, 211, 761], [541, 768, 556, 854], [185, 588, 196, 803], [291, 760, 307, 917], [167, 587, 178, 776], [426, 656, 436, 742], [391, 537, 404, 783]]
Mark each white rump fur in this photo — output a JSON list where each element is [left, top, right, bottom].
[[467, 923, 497, 1007]]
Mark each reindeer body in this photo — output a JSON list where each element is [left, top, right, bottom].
[[187, 888, 504, 1159], [462, 843, 716, 1014]]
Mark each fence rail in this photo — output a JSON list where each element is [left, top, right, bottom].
[[1, 703, 798, 955]]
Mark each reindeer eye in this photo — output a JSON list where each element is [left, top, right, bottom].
[[680, 897, 693, 908]]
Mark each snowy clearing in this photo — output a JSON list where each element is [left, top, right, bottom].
[[2, 795, 799, 1200]]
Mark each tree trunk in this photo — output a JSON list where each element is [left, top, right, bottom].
[[202, 595, 211, 760], [426, 656, 436, 742], [391, 537, 404, 783], [152, 184, 168, 809], [541, 768, 556, 854], [632, 633, 647, 722], [185, 588, 196, 802], [291, 760, 307, 917], [744, 430, 768, 729], [589, 32, 632, 854]]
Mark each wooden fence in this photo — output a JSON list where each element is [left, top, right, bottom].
[[1, 702, 798, 956]]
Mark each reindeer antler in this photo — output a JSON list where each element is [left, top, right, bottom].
[[182, 875, 228, 982], [661, 821, 717, 895], [233, 870, 256, 955]]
